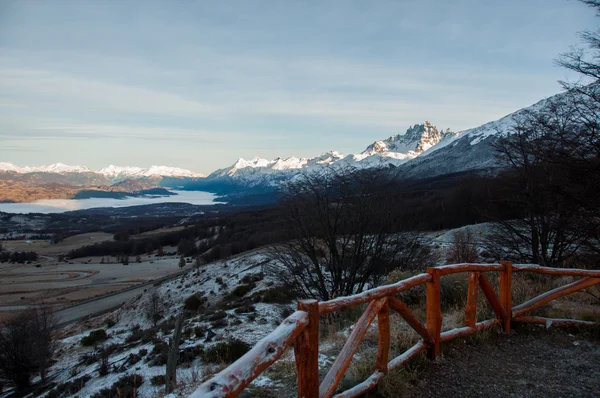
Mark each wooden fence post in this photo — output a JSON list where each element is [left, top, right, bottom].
[[376, 298, 390, 373], [295, 299, 319, 398], [426, 268, 441, 360], [499, 261, 513, 332], [465, 272, 479, 327]]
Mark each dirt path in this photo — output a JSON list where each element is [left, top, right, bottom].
[[404, 327, 600, 398]]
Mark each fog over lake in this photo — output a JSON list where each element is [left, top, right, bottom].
[[0, 190, 223, 214]]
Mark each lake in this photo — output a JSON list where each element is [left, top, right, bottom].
[[0, 190, 223, 214]]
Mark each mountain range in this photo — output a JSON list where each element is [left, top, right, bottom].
[[0, 91, 559, 202]]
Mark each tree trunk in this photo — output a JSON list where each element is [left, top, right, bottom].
[[166, 311, 186, 393]]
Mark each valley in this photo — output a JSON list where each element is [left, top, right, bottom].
[[1, 1, 600, 395]]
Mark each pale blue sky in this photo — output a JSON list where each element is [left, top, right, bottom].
[[0, 0, 597, 173]]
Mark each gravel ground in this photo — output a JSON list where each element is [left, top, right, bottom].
[[405, 327, 600, 398]]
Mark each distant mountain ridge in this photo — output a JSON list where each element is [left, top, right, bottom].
[[0, 163, 205, 182], [0, 90, 567, 197], [204, 121, 459, 186]]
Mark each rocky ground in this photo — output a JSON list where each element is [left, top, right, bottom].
[[403, 326, 600, 398]]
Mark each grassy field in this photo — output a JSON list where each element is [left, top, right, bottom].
[[1, 232, 114, 256]]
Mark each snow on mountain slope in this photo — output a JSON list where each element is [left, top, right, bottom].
[[362, 121, 456, 156], [399, 93, 565, 178], [206, 122, 457, 186], [0, 163, 204, 180], [0, 162, 94, 174], [0, 92, 567, 190], [207, 151, 346, 185], [99, 165, 204, 179]]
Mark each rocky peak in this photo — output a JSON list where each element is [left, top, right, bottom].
[[363, 122, 456, 155]]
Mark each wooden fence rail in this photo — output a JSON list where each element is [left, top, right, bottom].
[[191, 262, 600, 398]]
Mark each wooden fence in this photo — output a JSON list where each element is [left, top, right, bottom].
[[190, 262, 600, 398]]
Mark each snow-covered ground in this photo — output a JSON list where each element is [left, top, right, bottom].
[[37, 223, 500, 397], [43, 250, 295, 397]]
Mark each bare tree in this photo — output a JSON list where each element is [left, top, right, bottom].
[[0, 307, 57, 391], [267, 167, 432, 301], [485, 1, 600, 266], [555, 0, 600, 258], [446, 230, 479, 264], [490, 101, 593, 266], [144, 289, 164, 327]]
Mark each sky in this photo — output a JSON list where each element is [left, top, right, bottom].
[[0, 0, 597, 174]]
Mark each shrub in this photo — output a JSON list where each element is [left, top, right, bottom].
[[194, 326, 206, 338], [81, 329, 108, 346], [234, 304, 256, 314], [148, 340, 169, 366], [92, 374, 144, 398], [150, 375, 165, 386], [125, 327, 156, 344], [46, 374, 91, 398], [127, 352, 141, 365], [81, 352, 98, 366], [202, 339, 251, 364], [159, 319, 176, 334], [211, 318, 228, 329], [446, 230, 479, 264], [280, 307, 294, 319], [240, 273, 264, 284], [257, 287, 297, 303], [207, 310, 227, 321], [179, 344, 204, 365], [184, 293, 207, 312], [228, 283, 255, 298]]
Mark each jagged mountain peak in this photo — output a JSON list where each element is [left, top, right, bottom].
[[362, 122, 457, 156]]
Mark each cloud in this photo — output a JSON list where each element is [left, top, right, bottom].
[[0, 68, 220, 118]]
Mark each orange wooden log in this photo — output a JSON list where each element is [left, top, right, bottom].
[[388, 296, 433, 343], [318, 274, 430, 314], [332, 371, 385, 398], [296, 299, 320, 398], [388, 340, 426, 370], [319, 298, 386, 398], [191, 311, 309, 398], [376, 299, 390, 373], [440, 319, 500, 342], [512, 264, 600, 278], [499, 261, 513, 332], [465, 272, 479, 327], [436, 263, 503, 275], [425, 268, 442, 360], [512, 277, 600, 318], [512, 315, 598, 328], [478, 273, 508, 322]]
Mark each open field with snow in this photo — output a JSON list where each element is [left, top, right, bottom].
[[0, 248, 184, 313]]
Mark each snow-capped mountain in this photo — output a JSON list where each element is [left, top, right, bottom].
[[0, 91, 567, 194], [98, 165, 204, 179], [362, 121, 456, 156], [396, 94, 565, 179], [205, 122, 458, 186], [0, 163, 205, 181], [0, 162, 93, 174], [206, 151, 346, 186], [209, 90, 572, 187]]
